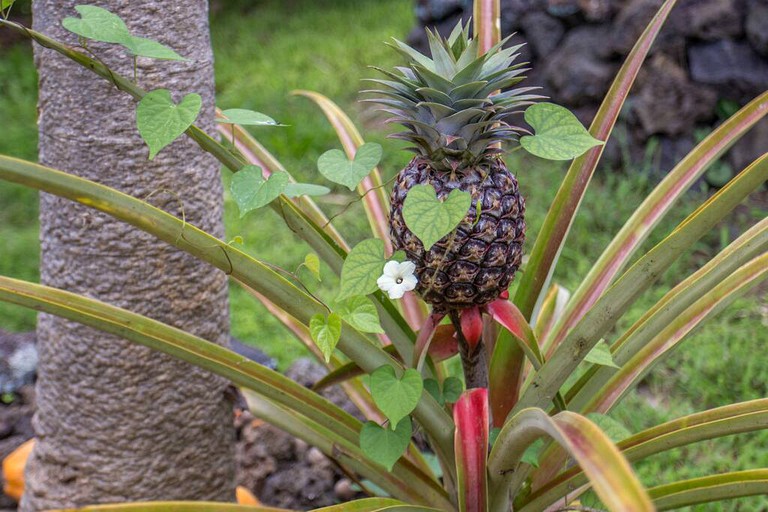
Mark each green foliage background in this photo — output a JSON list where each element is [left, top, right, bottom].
[[0, 0, 766, 509]]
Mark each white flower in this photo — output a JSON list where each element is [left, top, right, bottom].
[[377, 260, 418, 299]]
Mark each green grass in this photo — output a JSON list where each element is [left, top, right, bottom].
[[1, 1, 767, 509]]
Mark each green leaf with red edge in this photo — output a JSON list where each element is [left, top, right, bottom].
[[529, 205, 768, 499], [430, 323, 460, 360], [522, 399, 768, 511], [488, 409, 653, 512], [292, 90, 433, 333], [649, 470, 768, 510], [488, 328, 525, 428], [542, 90, 768, 357], [515, 153, 768, 417], [579, 252, 768, 416], [487, 299, 544, 368], [534, 283, 570, 354], [459, 307, 483, 349], [565, 202, 768, 414], [472, 0, 500, 55], [31, 502, 287, 512], [454, 388, 490, 512], [413, 312, 446, 370], [513, 0, 679, 320]]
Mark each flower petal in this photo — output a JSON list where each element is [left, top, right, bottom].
[[387, 284, 407, 299], [382, 260, 401, 277], [401, 274, 418, 291], [377, 274, 397, 291], [398, 260, 416, 277]]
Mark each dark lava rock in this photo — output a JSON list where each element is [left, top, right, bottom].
[[236, 359, 365, 508], [412, 0, 768, 174], [728, 117, 768, 173], [633, 54, 717, 136], [285, 358, 364, 421], [415, 0, 464, 23], [520, 11, 565, 58], [670, 0, 742, 41], [611, 0, 664, 54], [746, 2, 768, 57], [689, 39, 768, 101], [546, 0, 581, 18], [229, 337, 278, 370], [0, 331, 37, 395], [578, 0, 614, 21], [544, 26, 618, 106]]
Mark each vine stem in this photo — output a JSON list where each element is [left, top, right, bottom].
[[449, 310, 488, 390]]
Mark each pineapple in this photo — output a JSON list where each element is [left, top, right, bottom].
[[365, 23, 538, 311]]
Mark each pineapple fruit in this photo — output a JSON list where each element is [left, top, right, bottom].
[[365, 23, 538, 311]]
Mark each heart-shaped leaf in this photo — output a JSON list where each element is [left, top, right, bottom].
[[309, 312, 342, 363], [62, 6, 184, 61], [303, 253, 321, 281], [122, 36, 185, 61], [442, 376, 464, 403], [337, 238, 385, 301], [584, 340, 618, 368], [402, 184, 472, 250], [230, 166, 289, 217], [520, 102, 604, 161], [359, 417, 412, 471], [62, 5, 131, 43], [136, 89, 201, 160], [317, 142, 382, 191], [423, 378, 444, 406], [335, 296, 384, 334], [370, 365, 423, 429], [217, 108, 282, 126], [283, 183, 331, 198]]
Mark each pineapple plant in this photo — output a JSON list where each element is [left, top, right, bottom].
[[365, 23, 539, 312]]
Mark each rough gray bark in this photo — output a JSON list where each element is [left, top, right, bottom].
[[22, 1, 235, 510]]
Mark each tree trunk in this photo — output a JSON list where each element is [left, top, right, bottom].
[[21, 1, 235, 510]]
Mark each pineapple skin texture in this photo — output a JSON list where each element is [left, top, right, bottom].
[[389, 156, 525, 311]]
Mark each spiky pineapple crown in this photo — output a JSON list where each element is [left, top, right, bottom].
[[364, 22, 539, 172]]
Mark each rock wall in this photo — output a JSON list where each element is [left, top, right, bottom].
[[410, 0, 768, 182]]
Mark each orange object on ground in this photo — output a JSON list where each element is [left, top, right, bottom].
[[236, 485, 261, 505], [2, 438, 35, 501]]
